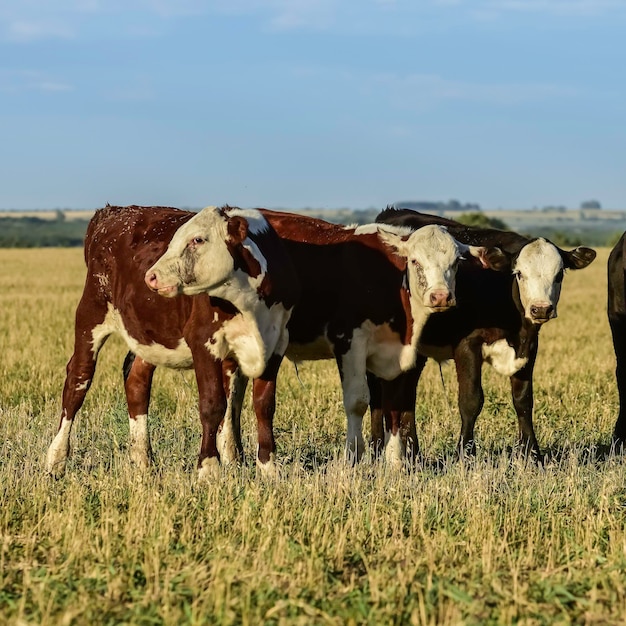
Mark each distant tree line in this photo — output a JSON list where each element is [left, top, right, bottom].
[[0, 215, 89, 247], [0, 206, 621, 248]]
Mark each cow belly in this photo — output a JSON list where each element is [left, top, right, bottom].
[[482, 339, 528, 377], [418, 342, 454, 362], [285, 335, 334, 362], [93, 305, 193, 369]]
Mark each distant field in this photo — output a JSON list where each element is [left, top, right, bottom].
[[1, 247, 626, 625]]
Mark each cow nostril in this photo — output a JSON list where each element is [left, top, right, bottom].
[[146, 272, 157, 287]]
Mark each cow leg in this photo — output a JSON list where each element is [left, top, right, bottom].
[[367, 372, 385, 458], [192, 348, 229, 480], [609, 316, 626, 448], [252, 354, 283, 477], [454, 340, 484, 459], [336, 339, 369, 463], [217, 361, 247, 466], [123, 352, 155, 469], [381, 364, 424, 468], [510, 365, 543, 463], [46, 296, 110, 477]]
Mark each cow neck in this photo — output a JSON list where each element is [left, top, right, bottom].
[[398, 269, 433, 372]]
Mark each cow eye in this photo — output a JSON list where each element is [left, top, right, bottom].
[[190, 237, 205, 247], [411, 259, 421, 268]]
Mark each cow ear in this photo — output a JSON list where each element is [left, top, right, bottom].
[[378, 231, 409, 270], [227, 215, 249, 244], [562, 246, 596, 270], [466, 245, 510, 272]]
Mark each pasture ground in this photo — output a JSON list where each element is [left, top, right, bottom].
[[1, 247, 625, 625]]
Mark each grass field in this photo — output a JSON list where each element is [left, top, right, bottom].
[[1, 247, 625, 625]]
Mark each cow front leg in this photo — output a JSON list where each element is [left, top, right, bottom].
[[46, 297, 109, 477], [454, 340, 484, 459], [510, 368, 543, 464], [123, 352, 155, 469], [252, 354, 283, 477], [609, 317, 626, 449], [193, 350, 228, 480]]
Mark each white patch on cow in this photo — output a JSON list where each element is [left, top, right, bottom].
[[198, 456, 220, 482], [46, 417, 73, 476], [257, 452, 279, 479], [75, 379, 90, 392], [92, 304, 193, 368], [353, 223, 413, 237], [482, 339, 528, 377], [384, 432, 405, 469], [128, 414, 151, 468], [514, 239, 563, 322], [206, 302, 291, 379], [216, 369, 241, 466], [338, 329, 370, 461], [225, 207, 270, 236]]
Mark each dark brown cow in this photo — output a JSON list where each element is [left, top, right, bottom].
[[46, 204, 300, 478], [369, 208, 596, 463], [150, 207, 507, 466], [608, 232, 626, 446]]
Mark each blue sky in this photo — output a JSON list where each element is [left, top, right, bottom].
[[1, 0, 625, 211]]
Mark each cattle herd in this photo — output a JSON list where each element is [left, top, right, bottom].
[[45, 202, 626, 479]]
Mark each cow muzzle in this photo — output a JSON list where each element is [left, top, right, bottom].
[[529, 303, 555, 324], [426, 289, 456, 311], [145, 270, 179, 297]]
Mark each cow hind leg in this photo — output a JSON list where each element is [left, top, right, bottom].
[[123, 352, 156, 469], [367, 372, 385, 458], [337, 343, 369, 464], [46, 298, 110, 477], [217, 362, 247, 466]]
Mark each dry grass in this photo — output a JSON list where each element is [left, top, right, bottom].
[[1, 247, 626, 625]]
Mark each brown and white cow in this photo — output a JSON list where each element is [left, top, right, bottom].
[[369, 207, 596, 463], [152, 207, 507, 466], [46, 204, 300, 478]]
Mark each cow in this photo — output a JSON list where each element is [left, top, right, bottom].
[[45, 204, 300, 479], [608, 232, 626, 447], [151, 207, 508, 466], [369, 207, 597, 464]]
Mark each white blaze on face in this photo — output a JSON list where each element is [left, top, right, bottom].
[[380, 224, 463, 308], [147, 206, 236, 296], [514, 239, 564, 323]]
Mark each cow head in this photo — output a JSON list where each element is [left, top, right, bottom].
[[380, 224, 506, 310], [513, 239, 596, 324], [145, 205, 263, 297]]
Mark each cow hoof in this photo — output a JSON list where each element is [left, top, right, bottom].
[[384, 432, 405, 469], [257, 455, 280, 479], [197, 456, 220, 482], [129, 448, 153, 469], [46, 445, 69, 478]]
